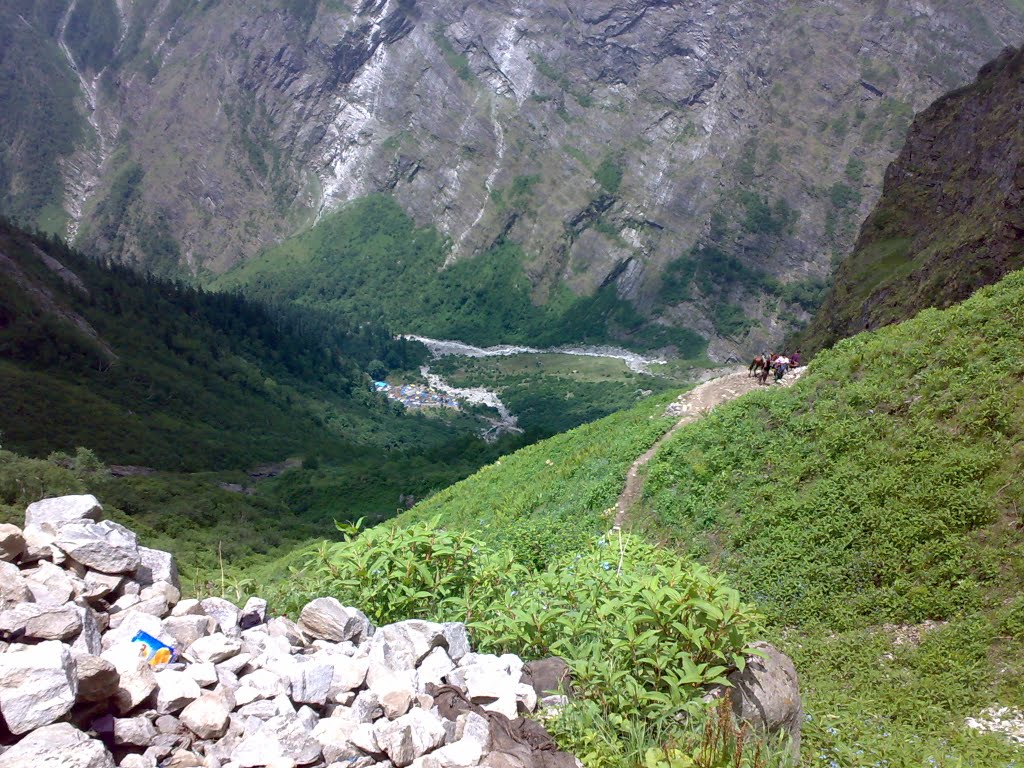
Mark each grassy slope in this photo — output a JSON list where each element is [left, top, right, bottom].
[[397, 392, 678, 568], [397, 268, 1024, 764], [639, 271, 1024, 765]]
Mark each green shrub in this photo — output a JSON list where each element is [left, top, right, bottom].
[[292, 519, 758, 762]]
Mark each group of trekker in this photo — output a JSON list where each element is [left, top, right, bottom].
[[748, 350, 801, 384]]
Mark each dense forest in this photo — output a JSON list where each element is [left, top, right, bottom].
[[0, 216, 443, 469]]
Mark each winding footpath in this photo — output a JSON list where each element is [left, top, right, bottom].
[[612, 367, 806, 531]]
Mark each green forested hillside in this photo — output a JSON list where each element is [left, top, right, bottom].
[[0, 218, 528, 579], [395, 267, 1024, 765], [0, 217, 445, 469], [215, 195, 707, 356]]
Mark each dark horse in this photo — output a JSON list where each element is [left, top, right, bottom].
[[749, 354, 769, 377]]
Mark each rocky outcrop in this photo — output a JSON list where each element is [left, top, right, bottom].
[[6, 1, 1024, 356], [801, 45, 1024, 355], [0, 497, 581, 767]]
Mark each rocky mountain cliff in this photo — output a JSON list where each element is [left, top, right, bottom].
[[799, 44, 1024, 354], [4, 1, 1024, 355]]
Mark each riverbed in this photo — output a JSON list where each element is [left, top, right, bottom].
[[403, 335, 668, 375], [401, 335, 673, 440]]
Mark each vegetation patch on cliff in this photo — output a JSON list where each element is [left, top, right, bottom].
[[216, 195, 708, 357]]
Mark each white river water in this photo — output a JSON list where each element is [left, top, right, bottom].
[[403, 335, 668, 374]]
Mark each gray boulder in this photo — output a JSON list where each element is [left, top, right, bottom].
[[102, 646, 158, 714], [21, 560, 79, 605], [25, 495, 103, 529], [311, 718, 360, 764], [114, 716, 159, 747], [298, 598, 372, 643], [74, 654, 121, 703], [159, 614, 214, 651], [77, 569, 123, 602], [135, 547, 181, 591], [0, 602, 82, 641], [374, 708, 446, 767], [101, 611, 169, 652], [70, 603, 104, 656], [0, 722, 115, 768], [233, 714, 322, 767], [712, 641, 803, 758], [200, 597, 240, 633], [55, 520, 141, 574], [170, 599, 203, 617], [0, 641, 78, 734], [0, 561, 33, 611], [240, 596, 268, 628], [154, 669, 202, 714], [287, 659, 334, 706], [187, 633, 242, 663], [369, 620, 450, 673], [327, 654, 370, 697], [0, 523, 25, 562], [180, 691, 232, 739]]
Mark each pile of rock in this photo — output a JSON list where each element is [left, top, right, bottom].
[[0, 496, 578, 768]]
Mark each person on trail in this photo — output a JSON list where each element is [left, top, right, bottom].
[[774, 355, 790, 382], [791, 350, 802, 368], [758, 354, 774, 385]]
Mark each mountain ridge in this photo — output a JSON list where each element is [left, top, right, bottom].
[[6, 0, 1024, 355]]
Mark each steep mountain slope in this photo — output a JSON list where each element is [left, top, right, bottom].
[[4, 1, 1024, 354], [801, 44, 1024, 354]]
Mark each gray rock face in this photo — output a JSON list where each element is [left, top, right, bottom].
[[0, 641, 78, 734], [299, 598, 373, 643], [0, 722, 115, 768], [55, 520, 141, 574], [17, 2, 1024, 361], [715, 641, 803, 757]]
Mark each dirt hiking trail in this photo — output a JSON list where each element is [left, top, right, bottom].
[[612, 367, 805, 531]]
